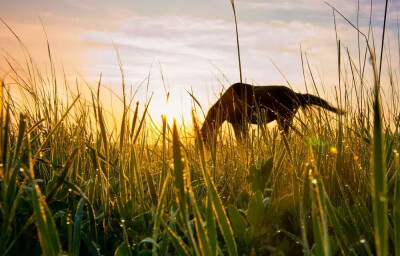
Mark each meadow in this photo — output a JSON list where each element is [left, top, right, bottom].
[[1, 2, 400, 256]]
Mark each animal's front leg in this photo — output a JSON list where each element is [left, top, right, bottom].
[[232, 122, 246, 142]]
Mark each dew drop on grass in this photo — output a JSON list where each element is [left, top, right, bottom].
[[311, 179, 317, 185], [19, 168, 24, 173], [360, 238, 366, 244], [330, 147, 339, 155]]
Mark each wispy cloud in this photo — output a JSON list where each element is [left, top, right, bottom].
[[76, 14, 346, 121], [1, 0, 398, 122]]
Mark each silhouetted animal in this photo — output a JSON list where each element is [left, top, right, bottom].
[[200, 83, 343, 143]]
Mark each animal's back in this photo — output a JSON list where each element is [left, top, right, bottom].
[[227, 83, 298, 109], [229, 83, 295, 97]]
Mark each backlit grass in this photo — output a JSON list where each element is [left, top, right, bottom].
[[0, 2, 399, 256]]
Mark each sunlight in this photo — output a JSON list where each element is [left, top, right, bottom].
[[162, 98, 177, 125], [152, 95, 182, 126]]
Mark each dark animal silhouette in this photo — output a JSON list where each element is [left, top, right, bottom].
[[200, 83, 343, 143]]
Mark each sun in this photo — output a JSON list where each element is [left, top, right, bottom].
[[162, 98, 179, 125], [150, 94, 184, 126]]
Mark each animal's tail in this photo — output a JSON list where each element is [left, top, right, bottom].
[[296, 93, 345, 114]]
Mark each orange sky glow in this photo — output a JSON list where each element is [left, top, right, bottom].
[[1, 0, 399, 127]]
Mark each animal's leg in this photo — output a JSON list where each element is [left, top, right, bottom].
[[232, 123, 245, 142], [277, 115, 292, 135]]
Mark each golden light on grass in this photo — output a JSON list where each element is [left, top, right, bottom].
[[1, 0, 399, 255]]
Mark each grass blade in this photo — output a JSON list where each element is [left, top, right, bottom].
[[114, 242, 131, 256], [145, 169, 158, 207], [370, 48, 388, 256], [160, 218, 191, 256], [192, 112, 238, 256], [171, 119, 199, 255], [152, 172, 170, 255], [31, 177, 62, 255], [46, 147, 79, 201], [73, 197, 85, 256], [395, 152, 400, 256]]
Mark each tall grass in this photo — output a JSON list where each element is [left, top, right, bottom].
[[0, 2, 399, 256]]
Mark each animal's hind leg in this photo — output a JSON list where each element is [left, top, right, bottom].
[[277, 115, 292, 135]]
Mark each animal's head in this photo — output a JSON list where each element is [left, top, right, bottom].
[[200, 103, 224, 148]]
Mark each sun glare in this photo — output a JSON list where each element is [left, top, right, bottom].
[[153, 97, 182, 126], [163, 99, 177, 124]]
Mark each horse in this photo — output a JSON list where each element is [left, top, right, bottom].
[[200, 83, 343, 144]]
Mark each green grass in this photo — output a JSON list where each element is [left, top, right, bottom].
[[0, 3, 399, 256]]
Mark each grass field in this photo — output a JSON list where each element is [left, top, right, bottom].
[[1, 2, 400, 256]]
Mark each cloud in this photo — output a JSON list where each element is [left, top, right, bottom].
[[1, 0, 398, 123], [82, 15, 340, 81], [76, 14, 351, 123]]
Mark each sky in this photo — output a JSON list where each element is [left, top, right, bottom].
[[1, 0, 399, 125]]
